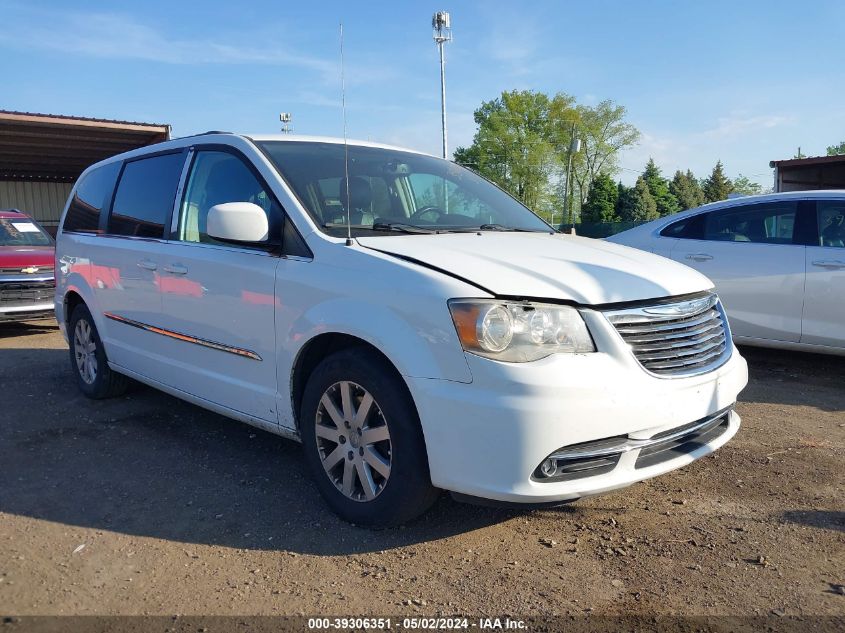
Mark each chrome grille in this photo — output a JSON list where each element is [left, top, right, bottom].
[[0, 266, 54, 274], [605, 293, 730, 377], [0, 280, 55, 306]]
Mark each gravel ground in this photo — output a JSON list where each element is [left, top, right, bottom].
[[0, 321, 842, 619]]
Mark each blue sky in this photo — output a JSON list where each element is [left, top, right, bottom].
[[2, 1, 843, 186]]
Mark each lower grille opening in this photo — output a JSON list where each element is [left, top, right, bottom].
[[635, 416, 730, 469], [534, 406, 734, 482]]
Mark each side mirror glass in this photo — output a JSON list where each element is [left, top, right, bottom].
[[206, 202, 269, 243]]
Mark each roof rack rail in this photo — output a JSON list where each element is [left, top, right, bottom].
[[175, 130, 236, 140]]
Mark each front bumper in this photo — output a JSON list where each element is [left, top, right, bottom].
[[406, 310, 748, 504], [0, 302, 55, 321]]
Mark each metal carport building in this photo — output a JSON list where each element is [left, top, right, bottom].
[[0, 111, 170, 233], [769, 154, 845, 192]]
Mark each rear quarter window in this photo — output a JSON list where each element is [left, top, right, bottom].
[[62, 161, 121, 233], [660, 213, 705, 239], [108, 152, 185, 239]]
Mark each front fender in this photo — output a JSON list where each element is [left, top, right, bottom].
[[287, 297, 473, 384]]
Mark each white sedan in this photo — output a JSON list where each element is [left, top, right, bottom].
[[607, 191, 845, 355]]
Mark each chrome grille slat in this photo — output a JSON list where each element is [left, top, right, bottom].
[[635, 332, 726, 359], [612, 309, 719, 334], [605, 294, 731, 377], [644, 344, 727, 370], [0, 266, 54, 274], [620, 321, 724, 344]]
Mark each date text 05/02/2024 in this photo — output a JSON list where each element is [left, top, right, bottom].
[[307, 617, 528, 630]]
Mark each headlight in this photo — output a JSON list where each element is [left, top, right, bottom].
[[448, 299, 596, 362]]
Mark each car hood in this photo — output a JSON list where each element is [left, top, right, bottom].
[[0, 245, 55, 270], [356, 232, 713, 305]]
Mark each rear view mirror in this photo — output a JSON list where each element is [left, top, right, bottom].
[[206, 202, 269, 243]]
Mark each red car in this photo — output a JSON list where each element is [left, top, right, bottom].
[[0, 209, 56, 322]]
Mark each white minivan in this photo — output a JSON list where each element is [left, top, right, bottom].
[[55, 134, 748, 525]]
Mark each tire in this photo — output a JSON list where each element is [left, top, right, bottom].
[[68, 303, 129, 399], [300, 347, 440, 526]]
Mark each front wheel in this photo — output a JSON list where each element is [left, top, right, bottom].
[[68, 304, 129, 399], [300, 347, 439, 526]]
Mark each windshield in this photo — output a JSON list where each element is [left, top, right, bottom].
[[0, 216, 53, 246], [257, 141, 552, 236]]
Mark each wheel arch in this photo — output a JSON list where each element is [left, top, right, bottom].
[[290, 333, 417, 433], [63, 289, 86, 326]]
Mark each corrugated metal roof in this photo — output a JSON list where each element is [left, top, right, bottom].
[[0, 109, 169, 129], [0, 110, 171, 181], [769, 154, 845, 168]]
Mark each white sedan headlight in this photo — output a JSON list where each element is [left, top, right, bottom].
[[448, 299, 595, 362]]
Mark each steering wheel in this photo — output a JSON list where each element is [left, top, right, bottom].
[[409, 206, 445, 224]]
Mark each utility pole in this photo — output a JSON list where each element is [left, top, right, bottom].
[[432, 11, 452, 159]]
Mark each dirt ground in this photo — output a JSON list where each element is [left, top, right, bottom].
[[0, 321, 842, 620]]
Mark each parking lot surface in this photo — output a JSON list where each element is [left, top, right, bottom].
[[1, 321, 843, 617]]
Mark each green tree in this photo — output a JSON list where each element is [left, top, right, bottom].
[[826, 141, 845, 156], [565, 101, 640, 214], [730, 174, 763, 196], [669, 170, 705, 210], [617, 177, 658, 222], [615, 182, 629, 219], [642, 158, 680, 216], [453, 90, 568, 217], [702, 161, 732, 203], [454, 91, 640, 224], [581, 173, 619, 223]]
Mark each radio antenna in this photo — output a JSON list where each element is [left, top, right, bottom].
[[340, 23, 353, 246]]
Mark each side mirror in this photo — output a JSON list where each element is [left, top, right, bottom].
[[206, 202, 269, 243]]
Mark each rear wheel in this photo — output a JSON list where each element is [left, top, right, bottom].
[[300, 347, 439, 526], [68, 304, 128, 399]]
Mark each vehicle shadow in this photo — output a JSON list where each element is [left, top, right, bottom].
[[781, 510, 844, 533], [0, 348, 550, 555], [737, 345, 845, 412], [0, 319, 59, 338]]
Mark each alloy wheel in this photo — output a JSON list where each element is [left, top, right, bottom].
[[73, 318, 98, 385], [315, 381, 392, 502]]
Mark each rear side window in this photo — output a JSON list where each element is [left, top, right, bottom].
[[108, 152, 185, 239], [817, 200, 845, 248], [703, 202, 797, 244], [660, 214, 705, 240], [63, 162, 120, 233]]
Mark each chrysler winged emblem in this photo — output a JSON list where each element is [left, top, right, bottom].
[[642, 294, 717, 317]]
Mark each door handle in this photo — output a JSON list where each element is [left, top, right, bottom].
[[137, 259, 157, 271], [811, 259, 845, 270], [686, 253, 713, 262], [163, 264, 188, 275]]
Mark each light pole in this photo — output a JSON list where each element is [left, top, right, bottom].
[[279, 112, 293, 134], [432, 11, 452, 159]]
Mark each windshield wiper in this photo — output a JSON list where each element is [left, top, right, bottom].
[[477, 224, 548, 233], [322, 221, 431, 234], [371, 222, 435, 234]]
